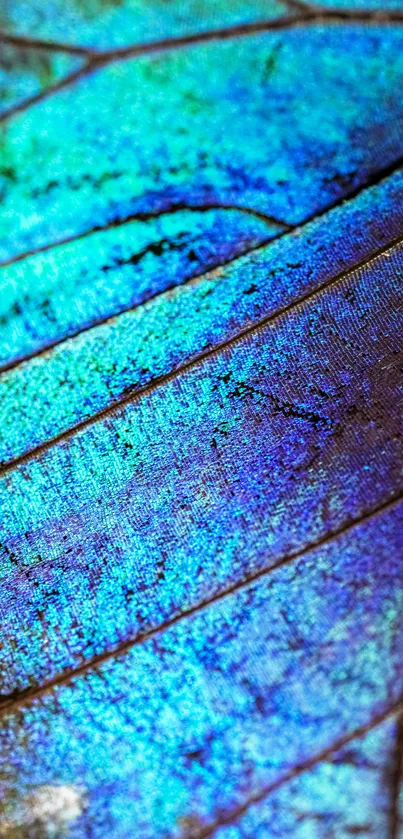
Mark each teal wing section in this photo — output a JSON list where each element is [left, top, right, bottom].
[[0, 3, 402, 838]]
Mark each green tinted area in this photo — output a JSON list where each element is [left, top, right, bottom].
[[0, 43, 81, 115], [1, 171, 402, 466], [1, 239, 402, 692], [2, 25, 403, 260], [0, 207, 279, 367], [0, 0, 289, 50], [1, 9, 403, 839]]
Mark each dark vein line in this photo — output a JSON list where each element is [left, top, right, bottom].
[[87, 13, 311, 62], [294, 155, 403, 227], [5, 141, 401, 270], [0, 29, 95, 56], [0, 202, 290, 271], [99, 3, 403, 52], [0, 487, 402, 716], [0, 234, 282, 377], [282, 0, 403, 17], [0, 0, 400, 795], [0, 202, 291, 376], [0, 150, 402, 378], [303, 1, 403, 21], [0, 16, 305, 123], [390, 712, 403, 839], [0, 14, 311, 65], [1, 10, 403, 124], [0, 140, 401, 274], [1, 220, 402, 479], [0, 5, 402, 61], [0, 14, 308, 58], [1, 144, 401, 273], [0, 60, 92, 124], [191, 699, 403, 839]]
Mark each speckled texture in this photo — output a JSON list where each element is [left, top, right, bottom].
[[1, 235, 402, 692], [320, 0, 403, 8], [0, 0, 289, 50], [1, 7, 403, 837], [0, 43, 82, 115], [0, 207, 280, 368], [213, 717, 400, 838], [0, 503, 402, 837], [1, 170, 403, 464], [2, 25, 403, 260]]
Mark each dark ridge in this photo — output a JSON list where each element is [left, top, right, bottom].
[[0, 232, 279, 376], [0, 152, 402, 376], [0, 204, 291, 376], [0, 223, 402, 479], [0, 60, 92, 124], [0, 29, 95, 56], [0, 13, 310, 63], [193, 699, 403, 839], [0, 5, 402, 61], [282, 0, 314, 12], [302, 1, 403, 20], [1, 10, 403, 123], [0, 487, 402, 716], [0, 201, 290, 271]]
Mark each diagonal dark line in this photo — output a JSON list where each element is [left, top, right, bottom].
[[0, 154, 402, 377], [0, 217, 402, 479], [0, 59, 93, 124], [0, 14, 308, 58], [293, 155, 403, 226], [109, 4, 403, 42], [282, 0, 403, 18], [0, 232, 282, 377], [281, 0, 315, 12], [3, 142, 402, 272], [389, 712, 403, 839], [0, 6, 403, 61], [0, 202, 290, 271], [0, 15, 305, 123], [0, 14, 312, 65], [92, 13, 312, 62], [1, 147, 401, 275], [192, 699, 403, 839], [2, 151, 401, 274], [0, 201, 291, 376], [1, 11, 403, 124], [0, 29, 94, 55], [0, 208, 289, 369], [1, 486, 402, 716]]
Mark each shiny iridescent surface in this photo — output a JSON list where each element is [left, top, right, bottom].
[[0, 0, 289, 50], [213, 717, 402, 838], [0, 1, 402, 837], [0, 504, 402, 836], [2, 24, 403, 259], [0, 207, 281, 368], [0, 44, 82, 115], [1, 171, 403, 465]]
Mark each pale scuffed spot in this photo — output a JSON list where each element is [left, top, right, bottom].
[[0, 785, 86, 836]]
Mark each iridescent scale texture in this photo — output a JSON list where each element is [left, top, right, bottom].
[[0, 1, 402, 837]]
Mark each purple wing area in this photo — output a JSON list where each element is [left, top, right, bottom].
[[0, 2, 402, 837]]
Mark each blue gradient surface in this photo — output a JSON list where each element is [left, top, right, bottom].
[[0, 4, 402, 837]]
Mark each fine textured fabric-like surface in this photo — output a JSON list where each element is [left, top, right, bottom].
[[0, 1, 402, 837]]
